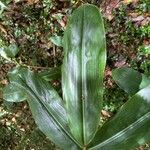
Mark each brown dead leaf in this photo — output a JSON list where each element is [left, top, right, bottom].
[[132, 15, 144, 22], [141, 17, 150, 26], [15, 111, 22, 117], [105, 67, 112, 76], [12, 117, 17, 123], [143, 39, 150, 45], [26, 0, 39, 5], [114, 59, 126, 67], [138, 146, 144, 150], [123, 0, 133, 4], [0, 24, 7, 35], [58, 20, 66, 28], [101, 0, 120, 21], [6, 121, 11, 126], [123, 0, 139, 4], [129, 12, 139, 17], [101, 110, 112, 118], [1, 79, 8, 85]]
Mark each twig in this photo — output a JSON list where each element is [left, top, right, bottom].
[[53, 44, 57, 67]]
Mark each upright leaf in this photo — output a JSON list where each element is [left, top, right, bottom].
[[89, 86, 150, 150], [62, 4, 106, 144], [3, 67, 81, 150]]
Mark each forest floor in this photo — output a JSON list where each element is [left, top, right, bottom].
[[0, 0, 150, 149]]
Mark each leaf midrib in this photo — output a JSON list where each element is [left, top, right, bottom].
[[81, 5, 86, 144], [11, 76, 82, 148], [89, 111, 150, 149]]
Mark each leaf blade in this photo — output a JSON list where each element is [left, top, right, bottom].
[[112, 67, 142, 95], [0, 44, 19, 59], [39, 66, 61, 81], [3, 83, 27, 102], [62, 4, 106, 144], [89, 86, 150, 150], [3, 67, 81, 150], [140, 74, 150, 89], [50, 35, 62, 47]]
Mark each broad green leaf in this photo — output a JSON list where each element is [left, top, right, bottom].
[[62, 4, 106, 144], [3, 68, 28, 102], [0, 44, 19, 59], [50, 35, 62, 47], [112, 67, 150, 95], [89, 86, 150, 150], [3, 67, 81, 150], [112, 67, 142, 95], [4, 84, 27, 102], [39, 66, 61, 81], [140, 74, 150, 89]]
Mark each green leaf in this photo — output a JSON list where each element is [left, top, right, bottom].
[[62, 4, 106, 144], [112, 67, 150, 95], [4, 84, 27, 102], [89, 86, 150, 150], [39, 66, 61, 81], [0, 1, 7, 8], [3, 67, 81, 150], [0, 1, 7, 14], [3, 68, 28, 102], [112, 67, 142, 95], [0, 44, 19, 59], [50, 35, 62, 47], [140, 74, 150, 89]]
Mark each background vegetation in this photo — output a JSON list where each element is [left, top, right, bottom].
[[0, 0, 149, 149]]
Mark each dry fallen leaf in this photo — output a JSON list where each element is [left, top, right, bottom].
[[129, 12, 139, 17], [123, 0, 139, 4], [101, 110, 112, 118], [1, 79, 8, 85], [101, 0, 120, 21], [124, 0, 132, 4], [132, 16, 145, 22], [12, 117, 17, 123], [26, 0, 39, 5], [114, 59, 126, 67]]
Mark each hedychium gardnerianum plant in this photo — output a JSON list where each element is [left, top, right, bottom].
[[3, 4, 150, 150]]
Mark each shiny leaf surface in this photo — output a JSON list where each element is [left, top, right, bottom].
[[62, 4, 106, 144], [3, 68, 28, 102], [89, 86, 150, 150], [4, 83, 27, 102], [0, 44, 19, 59], [112, 67, 142, 95], [50, 35, 62, 47], [140, 74, 150, 89], [3, 67, 81, 150]]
